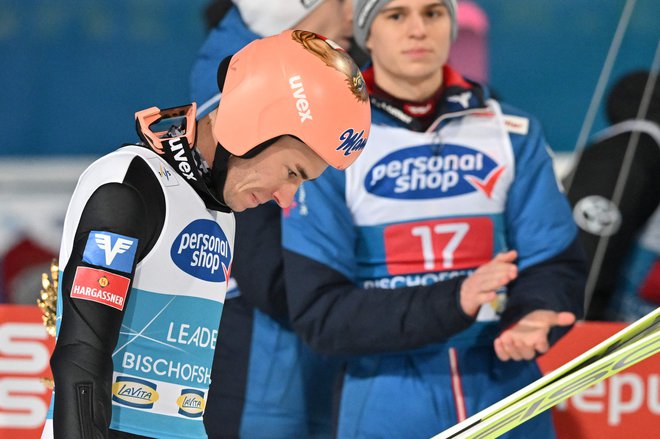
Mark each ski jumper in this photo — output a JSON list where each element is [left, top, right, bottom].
[[282, 66, 586, 438], [44, 144, 234, 438]]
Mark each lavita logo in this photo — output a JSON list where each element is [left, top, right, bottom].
[[289, 75, 313, 123], [176, 389, 206, 418], [171, 219, 231, 282], [365, 144, 501, 199], [111, 376, 159, 409], [168, 138, 197, 181]]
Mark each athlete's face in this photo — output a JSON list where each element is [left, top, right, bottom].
[[295, 0, 353, 50], [223, 136, 328, 212], [367, 0, 451, 86]]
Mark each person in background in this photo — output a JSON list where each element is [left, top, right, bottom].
[[42, 30, 371, 439], [200, 0, 234, 30], [190, 2, 354, 438], [281, 1, 587, 437], [565, 69, 660, 322]]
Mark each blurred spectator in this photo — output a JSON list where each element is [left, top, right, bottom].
[[565, 69, 660, 321], [202, 0, 234, 30], [281, 1, 586, 437], [1, 238, 55, 304]]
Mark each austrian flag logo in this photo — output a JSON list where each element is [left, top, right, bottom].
[[70, 266, 130, 310]]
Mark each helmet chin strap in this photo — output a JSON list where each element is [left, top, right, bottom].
[[210, 143, 231, 206], [210, 132, 287, 202], [203, 54, 233, 205]]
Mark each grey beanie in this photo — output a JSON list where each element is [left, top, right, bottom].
[[353, 0, 458, 52]]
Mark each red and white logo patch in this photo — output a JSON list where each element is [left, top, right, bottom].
[[70, 266, 130, 310]]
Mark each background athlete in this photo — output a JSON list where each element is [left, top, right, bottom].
[[281, 1, 587, 437]]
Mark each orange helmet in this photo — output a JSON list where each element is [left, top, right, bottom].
[[213, 30, 371, 170]]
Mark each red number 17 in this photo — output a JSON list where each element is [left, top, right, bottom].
[[384, 217, 493, 275]]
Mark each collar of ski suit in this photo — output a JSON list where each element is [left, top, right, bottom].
[[362, 64, 489, 132]]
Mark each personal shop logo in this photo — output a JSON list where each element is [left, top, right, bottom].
[[171, 219, 231, 282], [364, 144, 504, 199]]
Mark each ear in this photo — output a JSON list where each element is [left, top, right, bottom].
[[365, 35, 373, 53], [216, 55, 233, 93]]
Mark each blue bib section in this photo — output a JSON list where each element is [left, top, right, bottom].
[[109, 288, 222, 437]]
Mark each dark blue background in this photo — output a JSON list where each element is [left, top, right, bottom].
[[479, 0, 659, 151], [1, 0, 658, 155]]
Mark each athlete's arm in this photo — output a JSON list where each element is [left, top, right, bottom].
[[281, 171, 488, 355], [498, 107, 587, 348], [501, 238, 586, 344], [283, 248, 518, 356], [50, 157, 164, 438], [283, 249, 473, 355]]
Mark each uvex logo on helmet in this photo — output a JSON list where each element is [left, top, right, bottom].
[[289, 75, 313, 123], [365, 144, 505, 199]]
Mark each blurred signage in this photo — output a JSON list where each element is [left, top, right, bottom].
[[538, 320, 660, 438], [0, 305, 54, 438]]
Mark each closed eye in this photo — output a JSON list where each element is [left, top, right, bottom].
[[292, 165, 310, 181]]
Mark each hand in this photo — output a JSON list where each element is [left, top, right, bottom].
[[460, 251, 518, 317], [494, 310, 576, 361]]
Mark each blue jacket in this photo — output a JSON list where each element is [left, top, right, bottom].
[[280, 65, 586, 438], [190, 7, 259, 116]]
